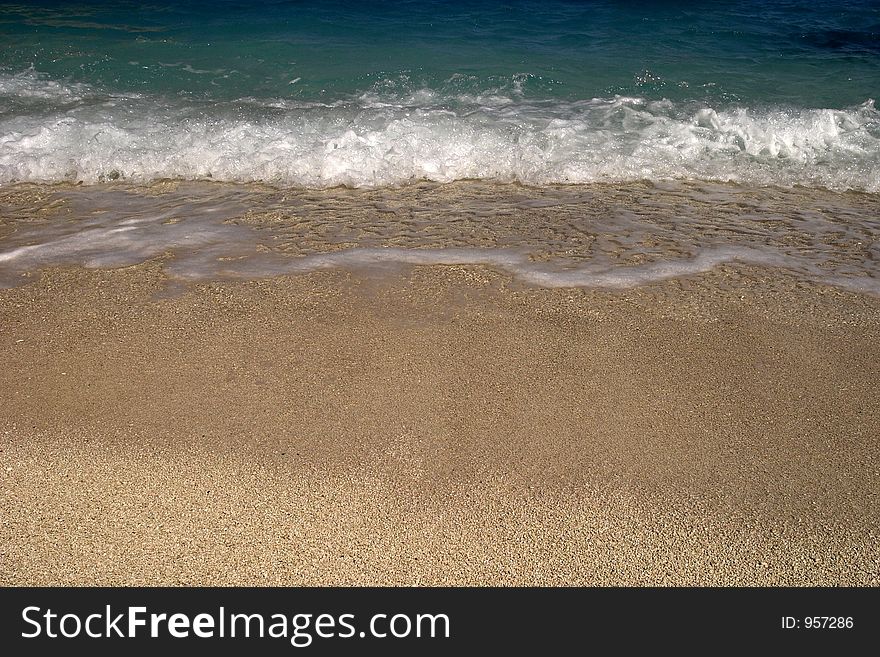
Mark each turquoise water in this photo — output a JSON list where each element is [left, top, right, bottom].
[[0, 0, 879, 188]]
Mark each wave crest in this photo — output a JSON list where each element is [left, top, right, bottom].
[[0, 73, 877, 190]]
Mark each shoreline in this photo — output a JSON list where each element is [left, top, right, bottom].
[[2, 178, 879, 295], [1, 262, 878, 585]]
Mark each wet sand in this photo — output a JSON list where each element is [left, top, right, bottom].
[[1, 263, 878, 585]]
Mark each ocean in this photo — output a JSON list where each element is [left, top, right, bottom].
[[0, 0, 878, 291]]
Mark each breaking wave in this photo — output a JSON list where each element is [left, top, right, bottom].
[[1, 72, 878, 191]]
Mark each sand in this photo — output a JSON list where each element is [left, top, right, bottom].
[[1, 262, 878, 585]]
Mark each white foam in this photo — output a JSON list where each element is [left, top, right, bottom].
[[0, 70, 91, 102], [145, 245, 880, 295], [0, 71, 877, 191]]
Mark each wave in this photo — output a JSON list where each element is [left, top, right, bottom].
[[0, 72, 878, 191]]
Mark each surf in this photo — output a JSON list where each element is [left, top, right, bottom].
[[0, 72, 878, 192]]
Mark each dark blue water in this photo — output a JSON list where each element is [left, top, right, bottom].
[[0, 0, 878, 189]]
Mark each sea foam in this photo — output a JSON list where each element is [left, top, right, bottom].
[[0, 73, 878, 191]]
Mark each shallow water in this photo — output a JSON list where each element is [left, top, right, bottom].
[[1, 180, 877, 293], [2, 2, 878, 291]]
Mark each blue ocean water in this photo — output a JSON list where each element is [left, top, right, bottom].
[[0, 0, 879, 189]]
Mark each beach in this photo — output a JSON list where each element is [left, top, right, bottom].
[[1, 0, 879, 589], [2, 259, 878, 586]]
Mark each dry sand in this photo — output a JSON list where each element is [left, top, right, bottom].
[[1, 262, 878, 585]]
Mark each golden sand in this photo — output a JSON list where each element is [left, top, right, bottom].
[[1, 263, 878, 585]]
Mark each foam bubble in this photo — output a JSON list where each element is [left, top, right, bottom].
[[0, 70, 91, 102], [0, 72, 877, 191]]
